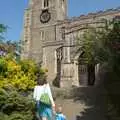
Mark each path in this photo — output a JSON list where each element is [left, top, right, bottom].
[[55, 85, 107, 120]]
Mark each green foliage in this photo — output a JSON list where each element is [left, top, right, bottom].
[[0, 88, 35, 120], [0, 23, 47, 120], [0, 24, 7, 42], [0, 54, 46, 91], [0, 24, 7, 33], [0, 55, 46, 120], [0, 57, 7, 75], [78, 25, 108, 64], [78, 19, 120, 66], [78, 19, 120, 118], [0, 24, 20, 59]]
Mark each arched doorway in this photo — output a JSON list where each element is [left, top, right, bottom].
[[53, 47, 63, 87], [78, 52, 95, 86], [88, 64, 95, 85], [78, 53, 88, 86]]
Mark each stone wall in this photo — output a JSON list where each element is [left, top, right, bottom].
[[21, 1, 120, 87]]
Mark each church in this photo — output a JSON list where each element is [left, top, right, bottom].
[[21, 0, 120, 87]]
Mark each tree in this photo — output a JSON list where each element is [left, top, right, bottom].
[[0, 24, 20, 58], [78, 24, 105, 64], [78, 19, 120, 117], [0, 24, 7, 41], [78, 19, 120, 66], [0, 23, 47, 120]]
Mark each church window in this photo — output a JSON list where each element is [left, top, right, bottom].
[[61, 0, 65, 11], [70, 34, 74, 45], [64, 47, 67, 61], [61, 27, 65, 40], [40, 31, 45, 40], [25, 39, 28, 43], [62, 0, 64, 4], [44, 0, 49, 8]]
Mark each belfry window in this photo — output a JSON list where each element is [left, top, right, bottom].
[[44, 0, 49, 8]]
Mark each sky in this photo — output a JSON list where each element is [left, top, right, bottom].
[[0, 0, 120, 41]]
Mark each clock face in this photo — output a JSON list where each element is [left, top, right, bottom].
[[40, 10, 51, 23]]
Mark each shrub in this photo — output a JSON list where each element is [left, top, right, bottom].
[[0, 54, 46, 91], [0, 88, 35, 120]]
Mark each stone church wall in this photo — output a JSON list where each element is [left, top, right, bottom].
[[21, 0, 120, 87]]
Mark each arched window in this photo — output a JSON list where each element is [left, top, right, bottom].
[[44, 0, 49, 8], [61, 27, 65, 40]]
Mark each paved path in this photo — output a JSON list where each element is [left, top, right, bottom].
[[55, 86, 107, 120]]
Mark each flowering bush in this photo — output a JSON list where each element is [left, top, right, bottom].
[[0, 54, 46, 91]]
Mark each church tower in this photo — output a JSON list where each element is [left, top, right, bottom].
[[21, 0, 67, 60], [21, 0, 68, 80]]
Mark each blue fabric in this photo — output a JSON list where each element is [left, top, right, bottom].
[[56, 113, 66, 120], [36, 101, 40, 110], [37, 101, 52, 120], [36, 101, 41, 119]]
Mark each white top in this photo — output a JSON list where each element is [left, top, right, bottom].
[[33, 83, 55, 106]]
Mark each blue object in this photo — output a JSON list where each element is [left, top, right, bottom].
[[38, 102, 52, 120], [56, 113, 66, 120], [36, 101, 40, 110]]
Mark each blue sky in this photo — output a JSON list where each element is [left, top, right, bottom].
[[0, 0, 120, 41]]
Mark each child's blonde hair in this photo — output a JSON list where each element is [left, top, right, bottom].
[[56, 104, 63, 113]]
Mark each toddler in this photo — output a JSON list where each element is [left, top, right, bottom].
[[55, 104, 66, 120]]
